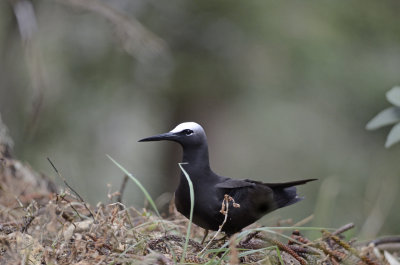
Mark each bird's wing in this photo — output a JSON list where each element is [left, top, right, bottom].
[[215, 179, 255, 189]]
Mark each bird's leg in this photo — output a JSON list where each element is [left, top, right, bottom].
[[201, 229, 209, 245], [199, 195, 231, 254]]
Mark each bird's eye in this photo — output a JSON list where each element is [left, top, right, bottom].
[[182, 129, 193, 136]]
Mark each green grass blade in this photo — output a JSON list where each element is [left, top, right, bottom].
[[275, 245, 285, 265], [238, 246, 276, 257], [178, 163, 194, 264], [106, 155, 161, 218], [204, 241, 231, 262]]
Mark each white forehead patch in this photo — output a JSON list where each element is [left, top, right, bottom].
[[170, 122, 203, 133]]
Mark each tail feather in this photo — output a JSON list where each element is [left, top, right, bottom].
[[272, 186, 296, 208], [269, 179, 317, 208], [243, 178, 316, 209], [265, 178, 317, 188]]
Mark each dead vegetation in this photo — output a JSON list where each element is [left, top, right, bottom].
[[0, 120, 399, 264]]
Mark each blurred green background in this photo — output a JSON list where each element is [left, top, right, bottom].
[[1, 0, 399, 239]]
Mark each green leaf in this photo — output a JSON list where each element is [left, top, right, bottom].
[[366, 107, 400, 130], [385, 122, 400, 148], [386, 86, 400, 106]]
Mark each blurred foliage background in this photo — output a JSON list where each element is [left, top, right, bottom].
[[1, 0, 400, 239]]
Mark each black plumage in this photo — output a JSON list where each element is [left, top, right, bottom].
[[139, 122, 316, 235]]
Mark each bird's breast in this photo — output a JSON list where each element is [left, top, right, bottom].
[[174, 181, 223, 231]]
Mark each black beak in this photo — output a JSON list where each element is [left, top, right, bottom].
[[138, 132, 177, 142]]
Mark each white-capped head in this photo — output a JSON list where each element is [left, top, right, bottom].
[[170, 122, 204, 134], [139, 121, 207, 146]]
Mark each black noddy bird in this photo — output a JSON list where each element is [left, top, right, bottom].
[[139, 122, 316, 239]]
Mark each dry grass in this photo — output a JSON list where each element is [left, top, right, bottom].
[[0, 156, 399, 264]]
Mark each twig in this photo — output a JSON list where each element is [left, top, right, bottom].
[[264, 237, 307, 265], [371, 236, 400, 246], [323, 230, 380, 265], [116, 175, 129, 206], [199, 195, 240, 253], [58, 193, 84, 221], [287, 244, 320, 255], [199, 194, 231, 254], [20, 216, 34, 233], [240, 231, 260, 245], [229, 234, 239, 265], [374, 243, 400, 251], [316, 241, 344, 263], [292, 214, 314, 228], [47, 157, 95, 220], [332, 223, 354, 236], [289, 230, 311, 245], [147, 235, 203, 253]]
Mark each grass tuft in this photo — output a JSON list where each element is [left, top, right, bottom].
[[178, 162, 195, 264]]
